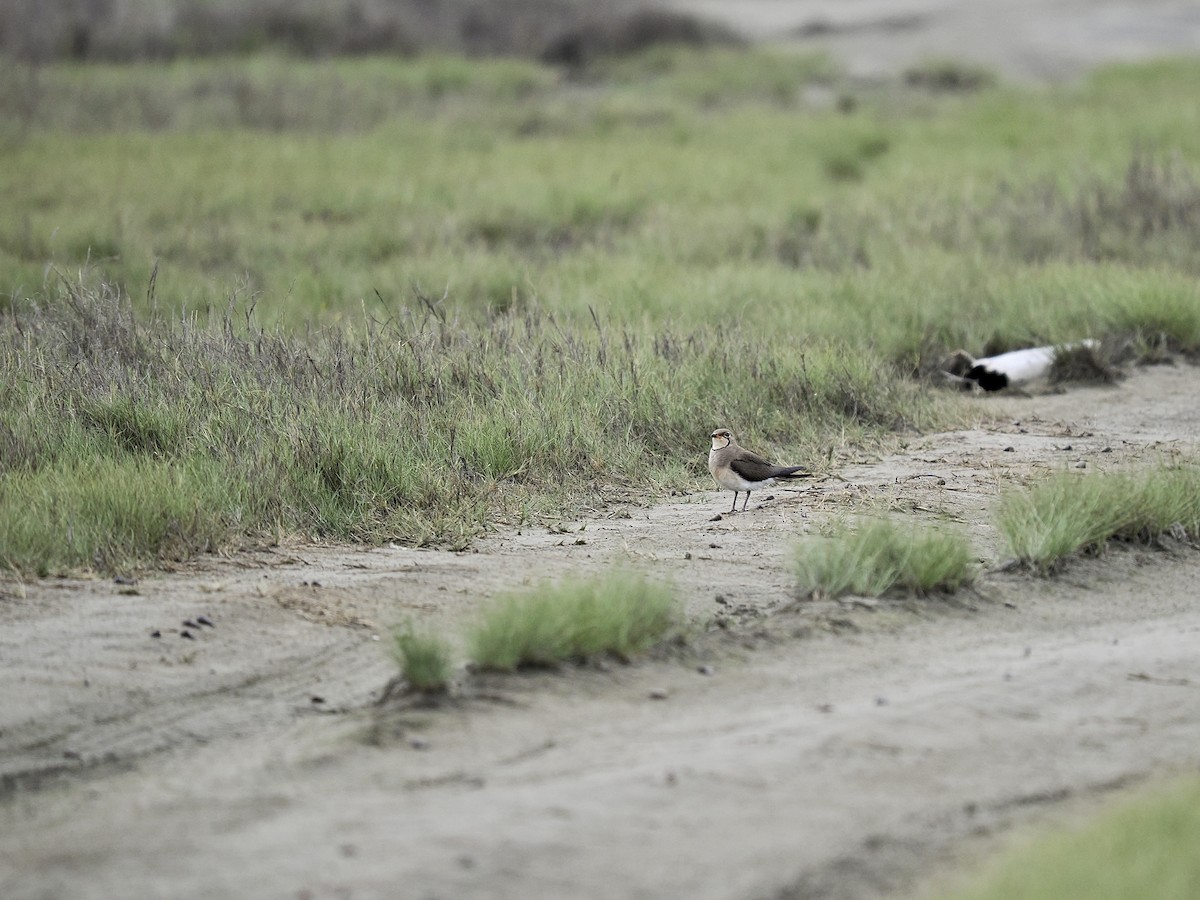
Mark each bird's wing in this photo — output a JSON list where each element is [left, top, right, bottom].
[[730, 452, 780, 483]]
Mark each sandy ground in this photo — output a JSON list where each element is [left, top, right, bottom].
[[667, 0, 1200, 81], [3, 361, 1200, 900]]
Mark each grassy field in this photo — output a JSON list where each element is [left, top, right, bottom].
[[3, 48, 1200, 572]]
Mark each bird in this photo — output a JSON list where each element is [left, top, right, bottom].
[[708, 428, 810, 513], [943, 340, 1100, 392]]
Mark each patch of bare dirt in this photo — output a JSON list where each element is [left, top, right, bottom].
[[3, 363, 1200, 899], [665, 0, 1200, 81]]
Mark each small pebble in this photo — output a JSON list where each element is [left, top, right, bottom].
[[648, 688, 670, 701], [180, 630, 195, 640], [1003, 446, 1015, 452], [196, 615, 215, 628], [150, 630, 162, 638], [183, 620, 199, 629], [310, 695, 326, 705], [696, 665, 715, 676], [409, 737, 430, 750], [875, 696, 888, 707]]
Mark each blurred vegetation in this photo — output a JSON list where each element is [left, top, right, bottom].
[[0, 0, 739, 63], [940, 777, 1200, 900]]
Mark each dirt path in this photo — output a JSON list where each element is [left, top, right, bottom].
[[3, 363, 1200, 899]]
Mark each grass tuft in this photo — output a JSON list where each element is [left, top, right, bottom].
[[469, 574, 680, 672], [795, 519, 975, 599], [998, 465, 1200, 571], [393, 627, 454, 693]]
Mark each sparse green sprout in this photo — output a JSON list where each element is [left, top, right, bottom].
[[796, 519, 975, 599], [469, 575, 680, 672], [998, 465, 1200, 572], [393, 628, 454, 693]]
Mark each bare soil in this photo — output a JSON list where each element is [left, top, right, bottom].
[[3, 361, 1200, 900], [667, 0, 1200, 82]]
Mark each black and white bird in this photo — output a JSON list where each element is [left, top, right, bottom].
[[944, 340, 1100, 392], [708, 428, 809, 513]]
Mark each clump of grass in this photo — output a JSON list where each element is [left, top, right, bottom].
[[1049, 341, 1122, 386], [393, 627, 454, 693], [903, 58, 997, 92], [999, 476, 1138, 571], [796, 519, 975, 599], [939, 776, 1200, 900], [469, 574, 680, 672], [998, 465, 1200, 571]]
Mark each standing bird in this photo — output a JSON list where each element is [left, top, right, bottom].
[[708, 428, 809, 513]]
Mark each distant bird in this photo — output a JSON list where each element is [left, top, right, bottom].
[[708, 428, 810, 513], [944, 340, 1100, 392]]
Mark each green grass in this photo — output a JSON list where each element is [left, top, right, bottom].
[[796, 519, 976, 599], [469, 574, 680, 671], [997, 464, 1200, 571], [939, 777, 1200, 900], [393, 627, 454, 692], [0, 454, 239, 575], [3, 50, 1200, 572], [0, 279, 949, 573]]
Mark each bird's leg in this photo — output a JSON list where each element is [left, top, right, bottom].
[[729, 492, 739, 513], [742, 491, 751, 512]]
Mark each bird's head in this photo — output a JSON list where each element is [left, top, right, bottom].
[[710, 428, 734, 450]]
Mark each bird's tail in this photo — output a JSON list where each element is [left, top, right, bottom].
[[774, 466, 810, 480]]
